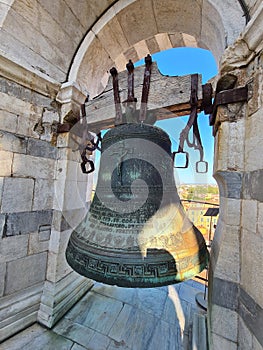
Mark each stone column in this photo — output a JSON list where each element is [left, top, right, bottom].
[[37, 82, 94, 328], [208, 103, 245, 348], [209, 7, 263, 348]]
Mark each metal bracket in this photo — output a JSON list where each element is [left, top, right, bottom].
[[139, 54, 152, 122], [209, 86, 248, 126], [173, 151, 189, 168], [110, 67, 123, 126]]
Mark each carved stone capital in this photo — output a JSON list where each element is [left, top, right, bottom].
[[56, 82, 88, 123]]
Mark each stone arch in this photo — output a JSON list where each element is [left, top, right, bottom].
[[68, 0, 245, 98]]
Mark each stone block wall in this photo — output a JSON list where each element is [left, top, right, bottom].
[[0, 76, 57, 341], [0, 76, 93, 341]]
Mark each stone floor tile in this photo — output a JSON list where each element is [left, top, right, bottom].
[[108, 303, 159, 350], [178, 283, 204, 306], [135, 287, 168, 318], [70, 291, 124, 335], [92, 283, 168, 318], [0, 324, 47, 350], [87, 331, 111, 350], [91, 283, 137, 305], [64, 293, 91, 320], [161, 285, 191, 330], [108, 339, 131, 350], [183, 278, 206, 293], [53, 318, 95, 347], [2, 326, 73, 350], [1, 279, 206, 350], [182, 334, 190, 350], [71, 344, 87, 350], [147, 318, 184, 350]]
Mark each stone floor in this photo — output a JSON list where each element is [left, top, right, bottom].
[[1, 280, 206, 350]]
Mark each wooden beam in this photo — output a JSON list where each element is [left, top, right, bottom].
[[85, 63, 203, 131]]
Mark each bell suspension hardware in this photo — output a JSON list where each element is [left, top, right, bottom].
[[139, 54, 152, 122], [122, 60, 138, 124], [70, 100, 102, 174], [173, 74, 208, 173], [110, 55, 155, 126], [110, 67, 123, 126]]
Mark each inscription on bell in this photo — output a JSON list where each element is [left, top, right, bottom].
[[66, 123, 209, 287]]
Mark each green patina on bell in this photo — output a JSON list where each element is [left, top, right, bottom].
[[66, 123, 209, 288]]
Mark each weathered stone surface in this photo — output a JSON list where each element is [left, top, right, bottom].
[[0, 77, 51, 107], [0, 91, 37, 118], [0, 284, 43, 343], [95, 17, 129, 61], [0, 150, 13, 176], [0, 323, 47, 349], [219, 197, 241, 226], [214, 171, 243, 199], [0, 177, 3, 208], [13, 153, 55, 179], [0, 91, 41, 138], [257, 202, 263, 235], [253, 334, 263, 350], [239, 288, 263, 347], [214, 118, 246, 172], [51, 212, 71, 233], [0, 131, 27, 154], [4, 210, 53, 236], [0, 235, 29, 263], [4, 3, 72, 74], [0, 214, 5, 238], [145, 37, 159, 54], [116, 0, 157, 47], [83, 331, 111, 350], [5, 252, 47, 295], [241, 200, 258, 233], [77, 36, 114, 98], [155, 33, 173, 52], [213, 224, 240, 283], [211, 304, 238, 342], [211, 333, 237, 350], [27, 138, 58, 159], [243, 169, 263, 202], [245, 109, 263, 172], [153, 0, 201, 40], [69, 291, 123, 334], [71, 345, 86, 350], [108, 303, 159, 349], [241, 229, 263, 307], [33, 179, 54, 211], [37, 0, 85, 46], [38, 273, 93, 327], [238, 316, 253, 350], [0, 262, 6, 297], [54, 318, 94, 348], [3, 323, 73, 349], [211, 278, 239, 311], [42, 108, 60, 124], [0, 110, 18, 134], [39, 225, 51, 241], [28, 232, 49, 255], [1, 177, 34, 213], [46, 232, 73, 283]]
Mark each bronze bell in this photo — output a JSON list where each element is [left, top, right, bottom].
[[66, 123, 209, 287]]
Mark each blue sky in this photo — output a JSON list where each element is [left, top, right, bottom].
[[135, 47, 218, 185]]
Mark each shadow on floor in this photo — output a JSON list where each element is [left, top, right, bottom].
[[1, 280, 206, 350]]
